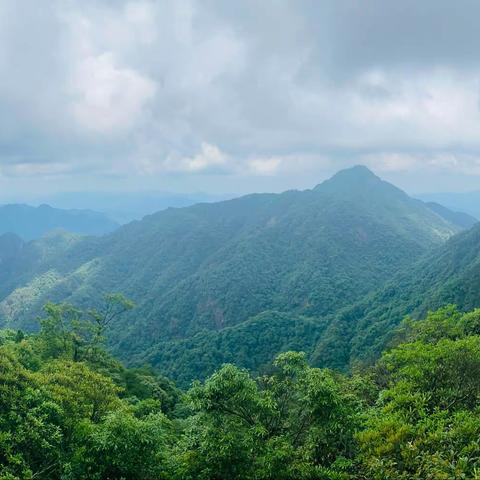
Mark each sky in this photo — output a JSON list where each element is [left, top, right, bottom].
[[1, 0, 480, 200]]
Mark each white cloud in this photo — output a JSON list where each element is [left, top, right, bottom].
[[361, 151, 480, 177], [0, 161, 73, 178], [135, 142, 230, 175], [69, 53, 156, 134], [175, 142, 228, 172], [2, 0, 480, 195], [134, 148, 332, 178], [248, 157, 282, 175], [348, 69, 480, 148], [361, 153, 418, 172]]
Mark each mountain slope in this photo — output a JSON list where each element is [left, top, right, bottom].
[[0, 166, 467, 381], [312, 222, 480, 370], [424, 201, 477, 229], [419, 191, 480, 219], [0, 233, 24, 286], [0, 204, 119, 240]]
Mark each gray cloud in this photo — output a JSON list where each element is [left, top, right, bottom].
[[1, 0, 480, 198]]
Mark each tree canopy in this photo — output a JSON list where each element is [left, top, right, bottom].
[[1, 300, 480, 479]]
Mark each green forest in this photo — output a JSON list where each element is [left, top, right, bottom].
[[2, 297, 480, 479], [1, 168, 480, 479], [1, 166, 475, 385]]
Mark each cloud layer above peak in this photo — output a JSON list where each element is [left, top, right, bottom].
[[1, 0, 480, 196]]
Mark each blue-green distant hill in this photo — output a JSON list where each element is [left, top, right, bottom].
[[423, 201, 477, 229], [418, 191, 480, 220], [0, 204, 119, 241], [36, 191, 233, 224]]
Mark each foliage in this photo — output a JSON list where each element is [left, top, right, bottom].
[[174, 351, 358, 480], [357, 306, 480, 479], [1, 168, 480, 478], [0, 297, 179, 479], [0, 167, 465, 383], [71, 411, 173, 480], [309, 223, 480, 374], [2, 303, 480, 479]]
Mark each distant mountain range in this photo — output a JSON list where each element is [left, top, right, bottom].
[[0, 204, 119, 241], [418, 191, 480, 220], [0, 166, 478, 385], [32, 191, 234, 224], [423, 201, 477, 229]]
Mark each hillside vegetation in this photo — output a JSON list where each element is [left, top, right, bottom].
[[1, 301, 480, 479], [0, 166, 474, 382], [313, 221, 480, 370]]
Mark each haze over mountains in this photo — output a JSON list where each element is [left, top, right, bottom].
[[0, 165, 478, 384], [30, 191, 234, 224], [0, 204, 119, 241], [418, 191, 480, 220], [421, 201, 477, 230]]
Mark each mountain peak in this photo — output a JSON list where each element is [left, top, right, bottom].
[[330, 165, 379, 182], [315, 165, 383, 192]]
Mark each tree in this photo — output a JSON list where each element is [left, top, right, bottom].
[[177, 352, 358, 480], [35, 294, 134, 364], [37, 302, 82, 361], [0, 349, 63, 479], [358, 308, 480, 479], [72, 411, 173, 480], [87, 293, 135, 346]]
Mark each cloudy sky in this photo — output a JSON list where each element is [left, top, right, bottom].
[[1, 0, 480, 199]]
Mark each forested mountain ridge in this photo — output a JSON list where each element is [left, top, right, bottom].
[[0, 203, 119, 240], [419, 190, 480, 220], [312, 221, 480, 370], [157, 203, 480, 382], [141, 221, 480, 384], [0, 166, 472, 382], [424, 201, 477, 229]]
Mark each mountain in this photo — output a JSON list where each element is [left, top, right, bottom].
[[0, 232, 23, 261], [0, 233, 24, 285], [34, 191, 234, 224], [418, 191, 480, 220], [424, 201, 477, 229], [0, 204, 119, 240], [311, 222, 480, 370], [0, 166, 469, 383]]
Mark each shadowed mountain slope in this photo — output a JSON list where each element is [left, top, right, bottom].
[[311, 222, 480, 370]]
